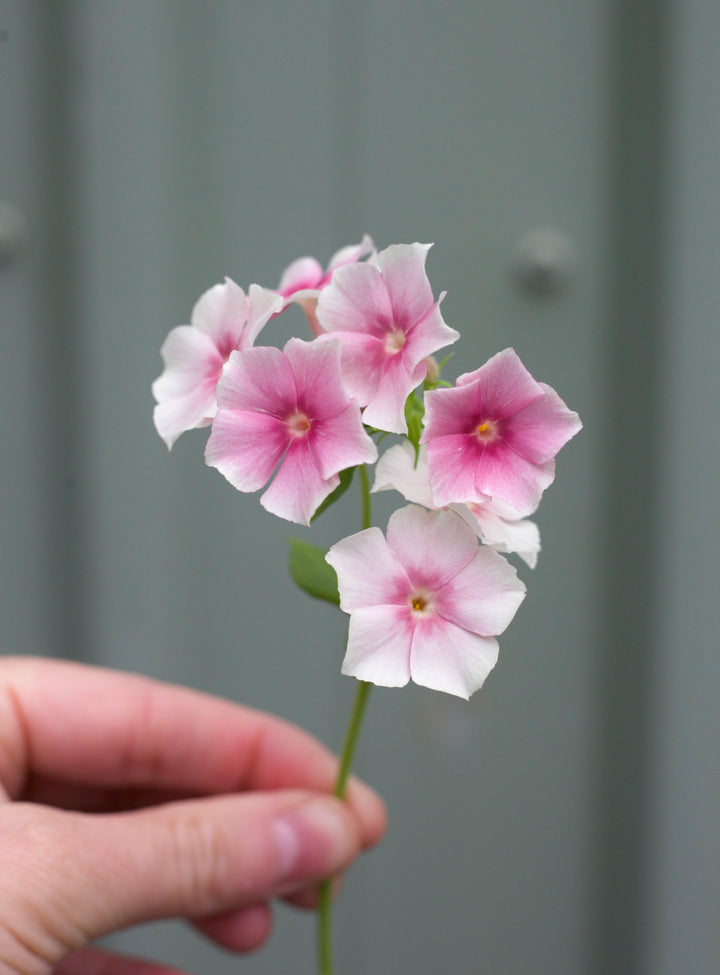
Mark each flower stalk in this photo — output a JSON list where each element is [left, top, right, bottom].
[[317, 679, 373, 975], [317, 462, 375, 974]]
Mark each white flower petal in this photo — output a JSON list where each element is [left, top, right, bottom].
[[454, 504, 541, 569], [341, 606, 413, 688], [326, 529, 409, 613], [372, 442, 434, 507], [410, 619, 499, 699], [436, 546, 526, 635]]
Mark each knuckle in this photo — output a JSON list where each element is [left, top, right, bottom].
[[166, 807, 240, 914], [0, 808, 86, 973]]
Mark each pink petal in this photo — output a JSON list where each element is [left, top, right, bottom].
[[470, 446, 556, 514], [322, 331, 385, 408], [386, 506, 478, 589], [284, 338, 350, 419], [309, 404, 378, 480], [425, 432, 549, 514], [153, 381, 217, 448], [153, 325, 222, 389], [362, 356, 427, 434], [316, 261, 394, 337], [217, 346, 297, 416], [375, 242, 434, 328], [435, 546, 526, 635], [323, 234, 374, 280], [425, 435, 491, 506], [152, 326, 223, 446], [403, 299, 459, 363], [422, 382, 483, 438], [410, 618, 499, 699], [191, 278, 251, 355], [245, 284, 286, 345], [279, 235, 373, 296], [455, 348, 545, 418], [341, 605, 413, 688], [205, 410, 288, 492], [283, 338, 377, 476], [277, 256, 324, 297], [260, 439, 338, 526], [504, 383, 583, 464], [326, 528, 410, 612]]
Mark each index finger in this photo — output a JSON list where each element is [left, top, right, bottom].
[[0, 658, 373, 812]]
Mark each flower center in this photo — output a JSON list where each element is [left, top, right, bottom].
[[475, 418, 499, 443], [286, 410, 312, 438], [383, 327, 406, 355], [410, 589, 435, 616]]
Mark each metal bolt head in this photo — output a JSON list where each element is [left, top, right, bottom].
[[513, 226, 575, 296]]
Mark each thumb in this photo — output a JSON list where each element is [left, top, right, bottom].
[[1, 792, 360, 971]]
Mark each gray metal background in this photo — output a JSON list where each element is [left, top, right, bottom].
[[1, 1, 718, 973]]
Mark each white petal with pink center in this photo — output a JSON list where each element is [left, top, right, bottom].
[[205, 338, 377, 525], [152, 279, 283, 448], [385, 503, 478, 590], [316, 243, 459, 434], [327, 505, 526, 698]]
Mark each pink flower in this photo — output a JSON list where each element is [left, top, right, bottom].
[[205, 338, 377, 525], [422, 348, 582, 515], [152, 280, 283, 448], [326, 505, 526, 699], [372, 442, 541, 568], [277, 235, 374, 299], [277, 235, 374, 337], [315, 243, 459, 434]]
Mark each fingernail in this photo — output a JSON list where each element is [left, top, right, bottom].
[[272, 798, 355, 883]]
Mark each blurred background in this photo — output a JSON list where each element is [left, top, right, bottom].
[[1, 1, 718, 973]]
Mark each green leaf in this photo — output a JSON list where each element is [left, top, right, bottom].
[[287, 537, 340, 606], [310, 466, 355, 522]]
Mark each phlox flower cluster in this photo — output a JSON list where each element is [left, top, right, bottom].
[[153, 237, 581, 699]]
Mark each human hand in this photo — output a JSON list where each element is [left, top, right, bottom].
[[0, 657, 386, 974]]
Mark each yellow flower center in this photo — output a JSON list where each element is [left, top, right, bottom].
[[475, 418, 499, 443], [410, 590, 434, 615]]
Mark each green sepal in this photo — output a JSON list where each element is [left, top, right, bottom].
[[287, 537, 340, 606], [310, 467, 355, 522], [404, 391, 425, 457]]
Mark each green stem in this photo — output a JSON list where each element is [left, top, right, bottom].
[[317, 464, 375, 974], [317, 680, 373, 975], [333, 680, 373, 799], [358, 463, 372, 530]]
